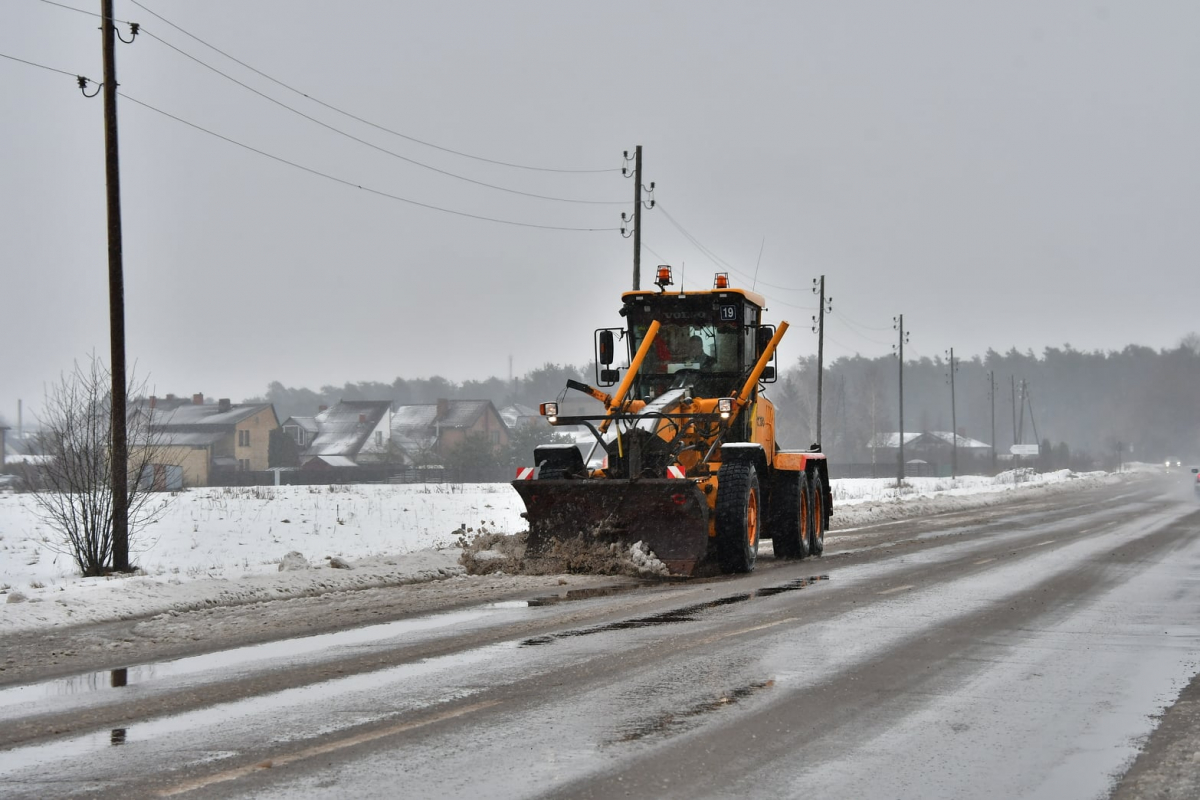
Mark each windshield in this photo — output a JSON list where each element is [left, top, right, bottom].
[[629, 320, 743, 400]]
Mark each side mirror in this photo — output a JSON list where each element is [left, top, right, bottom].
[[756, 327, 774, 358], [600, 368, 620, 384], [598, 330, 615, 365], [761, 366, 775, 382]]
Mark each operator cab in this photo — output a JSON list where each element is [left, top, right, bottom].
[[595, 268, 776, 401]]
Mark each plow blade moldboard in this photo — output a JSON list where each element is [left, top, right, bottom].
[[512, 479, 711, 576]]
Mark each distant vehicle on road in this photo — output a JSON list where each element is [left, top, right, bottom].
[[1191, 467, 1200, 498]]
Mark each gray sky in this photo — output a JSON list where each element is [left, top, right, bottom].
[[3, 0, 1198, 422]]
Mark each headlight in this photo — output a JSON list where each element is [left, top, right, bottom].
[[717, 397, 733, 419], [540, 402, 559, 424]]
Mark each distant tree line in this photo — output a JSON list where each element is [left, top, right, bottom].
[[247, 336, 1200, 473], [778, 340, 1200, 468]]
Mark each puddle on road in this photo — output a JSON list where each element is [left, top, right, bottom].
[[0, 604, 525, 712], [521, 576, 829, 646], [612, 679, 775, 743]]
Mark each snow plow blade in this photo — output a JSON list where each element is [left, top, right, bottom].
[[512, 479, 711, 577]]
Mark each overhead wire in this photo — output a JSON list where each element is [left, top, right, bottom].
[[133, 29, 625, 206], [118, 92, 619, 232], [0, 50, 89, 79], [38, 0, 131, 24], [126, 0, 619, 175]]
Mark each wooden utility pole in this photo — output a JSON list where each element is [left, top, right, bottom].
[[811, 275, 830, 446], [988, 370, 996, 473], [631, 145, 643, 290], [1011, 375, 1018, 446], [895, 315, 907, 485], [101, 0, 129, 572], [947, 347, 957, 479]]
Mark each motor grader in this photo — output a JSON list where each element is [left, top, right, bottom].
[[513, 266, 831, 576]]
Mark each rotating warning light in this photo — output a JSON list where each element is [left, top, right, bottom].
[[713, 272, 730, 289], [717, 397, 733, 419], [655, 265, 674, 289], [540, 402, 559, 424]]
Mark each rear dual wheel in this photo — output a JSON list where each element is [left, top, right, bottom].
[[809, 473, 827, 556], [715, 462, 760, 573], [770, 471, 811, 560]]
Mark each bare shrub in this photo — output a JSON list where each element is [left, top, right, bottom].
[[29, 355, 175, 577]]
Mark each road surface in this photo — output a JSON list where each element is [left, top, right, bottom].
[[1, 476, 1198, 798]]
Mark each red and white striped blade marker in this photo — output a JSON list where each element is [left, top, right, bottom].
[[666, 465, 686, 479], [515, 467, 535, 480]]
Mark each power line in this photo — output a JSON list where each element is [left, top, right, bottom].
[[38, 0, 131, 24], [0, 50, 91, 80], [655, 202, 818, 294], [135, 29, 625, 206], [127, 0, 619, 175], [118, 92, 620, 232]]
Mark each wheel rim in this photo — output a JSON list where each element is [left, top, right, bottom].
[[747, 488, 758, 547], [813, 491, 823, 543]]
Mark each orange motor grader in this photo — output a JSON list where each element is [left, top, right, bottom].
[[513, 267, 831, 577]]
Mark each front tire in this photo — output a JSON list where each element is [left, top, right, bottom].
[[716, 462, 761, 573]]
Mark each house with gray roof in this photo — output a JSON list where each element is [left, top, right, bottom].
[[392, 399, 509, 464], [130, 393, 280, 486], [298, 400, 393, 470]]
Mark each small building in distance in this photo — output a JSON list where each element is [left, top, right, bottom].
[[392, 399, 509, 464], [131, 393, 279, 487]]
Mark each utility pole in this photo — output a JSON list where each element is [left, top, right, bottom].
[[102, 0, 131, 573], [946, 348, 958, 479], [988, 370, 996, 474], [893, 315, 909, 485], [620, 146, 653, 290], [811, 275, 832, 446], [1011, 375, 1018, 447]]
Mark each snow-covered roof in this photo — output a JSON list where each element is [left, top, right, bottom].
[[924, 431, 992, 449], [868, 431, 991, 449], [303, 455, 358, 468], [392, 400, 500, 432], [134, 401, 273, 429], [499, 403, 540, 428], [867, 432, 923, 448], [304, 401, 391, 459], [283, 416, 319, 433]]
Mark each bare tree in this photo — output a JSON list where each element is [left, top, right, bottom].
[[29, 356, 173, 576]]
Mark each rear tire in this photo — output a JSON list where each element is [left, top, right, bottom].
[[716, 462, 760, 573], [770, 471, 810, 560], [809, 472, 827, 556]]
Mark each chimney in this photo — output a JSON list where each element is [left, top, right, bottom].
[[359, 413, 367, 424], [192, 393, 204, 405], [436, 398, 449, 420], [149, 395, 156, 409], [219, 398, 231, 412], [318, 404, 328, 413]]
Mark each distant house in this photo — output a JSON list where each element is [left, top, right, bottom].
[[392, 399, 509, 464], [867, 430, 992, 472], [499, 403, 542, 430], [297, 400, 393, 470], [131, 393, 280, 487], [281, 416, 319, 450]]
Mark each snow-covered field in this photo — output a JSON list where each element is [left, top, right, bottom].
[[0, 469, 1134, 634]]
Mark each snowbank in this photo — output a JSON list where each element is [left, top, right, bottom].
[[0, 471, 1129, 634]]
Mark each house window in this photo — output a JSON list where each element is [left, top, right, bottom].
[[375, 430, 383, 447], [238, 458, 250, 471], [238, 429, 250, 447], [490, 431, 500, 445]]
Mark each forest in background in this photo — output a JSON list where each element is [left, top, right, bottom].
[[248, 338, 1200, 472]]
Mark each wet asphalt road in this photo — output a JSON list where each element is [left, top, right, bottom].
[[2, 477, 1199, 799]]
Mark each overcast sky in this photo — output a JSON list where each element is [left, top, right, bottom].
[[3, 0, 1198, 423]]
